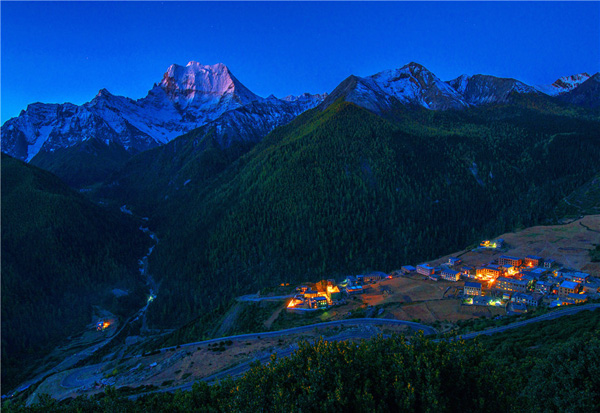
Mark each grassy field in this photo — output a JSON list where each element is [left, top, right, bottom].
[[430, 214, 600, 274]]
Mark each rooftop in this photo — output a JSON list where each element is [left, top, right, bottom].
[[499, 255, 521, 261], [497, 277, 528, 285], [560, 281, 579, 290]]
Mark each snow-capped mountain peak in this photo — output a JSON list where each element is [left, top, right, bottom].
[[282, 92, 329, 105], [558, 72, 600, 108], [322, 62, 468, 112], [446, 74, 538, 105], [96, 88, 114, 98], [534, 72, 591, 96], [554, 72, 591, 89], [446, 74, 470, 94], [158, 62, 259, 109], [369, 62, 467, 109], [1, 61, 327, 162]]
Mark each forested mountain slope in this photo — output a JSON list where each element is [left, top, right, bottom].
[[113, 97, 600, 328], [29, 137, 133, 188], [1, 154, 151, 389]]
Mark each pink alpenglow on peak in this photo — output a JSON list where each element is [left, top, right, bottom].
[[0, 61, 327, 161], [159, 62, 260, 109]]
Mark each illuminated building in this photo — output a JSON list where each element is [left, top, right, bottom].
[[96, 319, 111, 331], [567, 293, 588, 304], [326, 285, 341, 301], [558, 281, 580, 297], [303, 288, 319, 299], [345, 285, 364, 295], [476, 265, 502, 279], [498, 255, 522, 267], [310, 296, 328, 309], [564, 272, 590, 284], [512, 292, 542, 307], [447, 257, 462, 266], [535, 281, 554, 294], [361, 273, 383, 283], [464, 281, 482, 296], [416, 264, 434, 276], [524, 255, 542, 267], [441, 268, 461, 282], [495, 277, 528, 293], [287, 297, 304, 308], [461, 266, 476, 278]]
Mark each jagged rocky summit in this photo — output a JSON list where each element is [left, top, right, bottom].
[[1, 61, 326, 161]]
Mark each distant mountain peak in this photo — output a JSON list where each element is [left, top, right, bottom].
[[446, 73, 537, 105], [558, 72, 600, 108], [404, 61, 426, 70], [1, 60, 326, 163], [367, 62, 467, 110], [96, 88, 113, 98], [553, 72, 591, 89], [534, 72, 591, 96], [158, 62, 259, 109], [283, 92, 329, 103]]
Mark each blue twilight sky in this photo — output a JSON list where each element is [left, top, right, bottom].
[[1, 1, 599, 123]]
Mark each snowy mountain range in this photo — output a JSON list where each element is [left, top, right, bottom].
[[1, 62, 326, 162], [1, 61, 597, 163], [322, 62, 597, 114]]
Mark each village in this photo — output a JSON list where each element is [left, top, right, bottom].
[[286, 236, 600, 317], [19, 216, 600, 405]]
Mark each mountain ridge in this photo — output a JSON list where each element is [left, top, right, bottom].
[[2, 61, 597, 189], [1, 61, 326, 163], [321, 62, 598, 116]]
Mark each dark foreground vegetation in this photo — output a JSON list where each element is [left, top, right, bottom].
[[6, 309, 599, 412]]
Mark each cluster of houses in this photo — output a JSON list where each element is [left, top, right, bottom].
[[407, 252, 598, 312], [287, 272, 389, 310], [287, 279, 343, 310], [478, 238, 504, 250], [285, 245, 597, 315]]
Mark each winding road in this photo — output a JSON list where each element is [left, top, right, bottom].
[[153, 317, 438, 354], [453, 303, 600, 340], [129, 303, 599, 400]]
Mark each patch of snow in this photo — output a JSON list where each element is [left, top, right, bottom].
[[120, 205, 133, 215], [26, 125, 53, 161]]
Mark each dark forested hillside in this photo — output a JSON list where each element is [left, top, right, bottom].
[[1, 154, 151, 390], [30, 138, 133, 188], [105, 98, 600, 330], [97, 123, 257, 217]]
